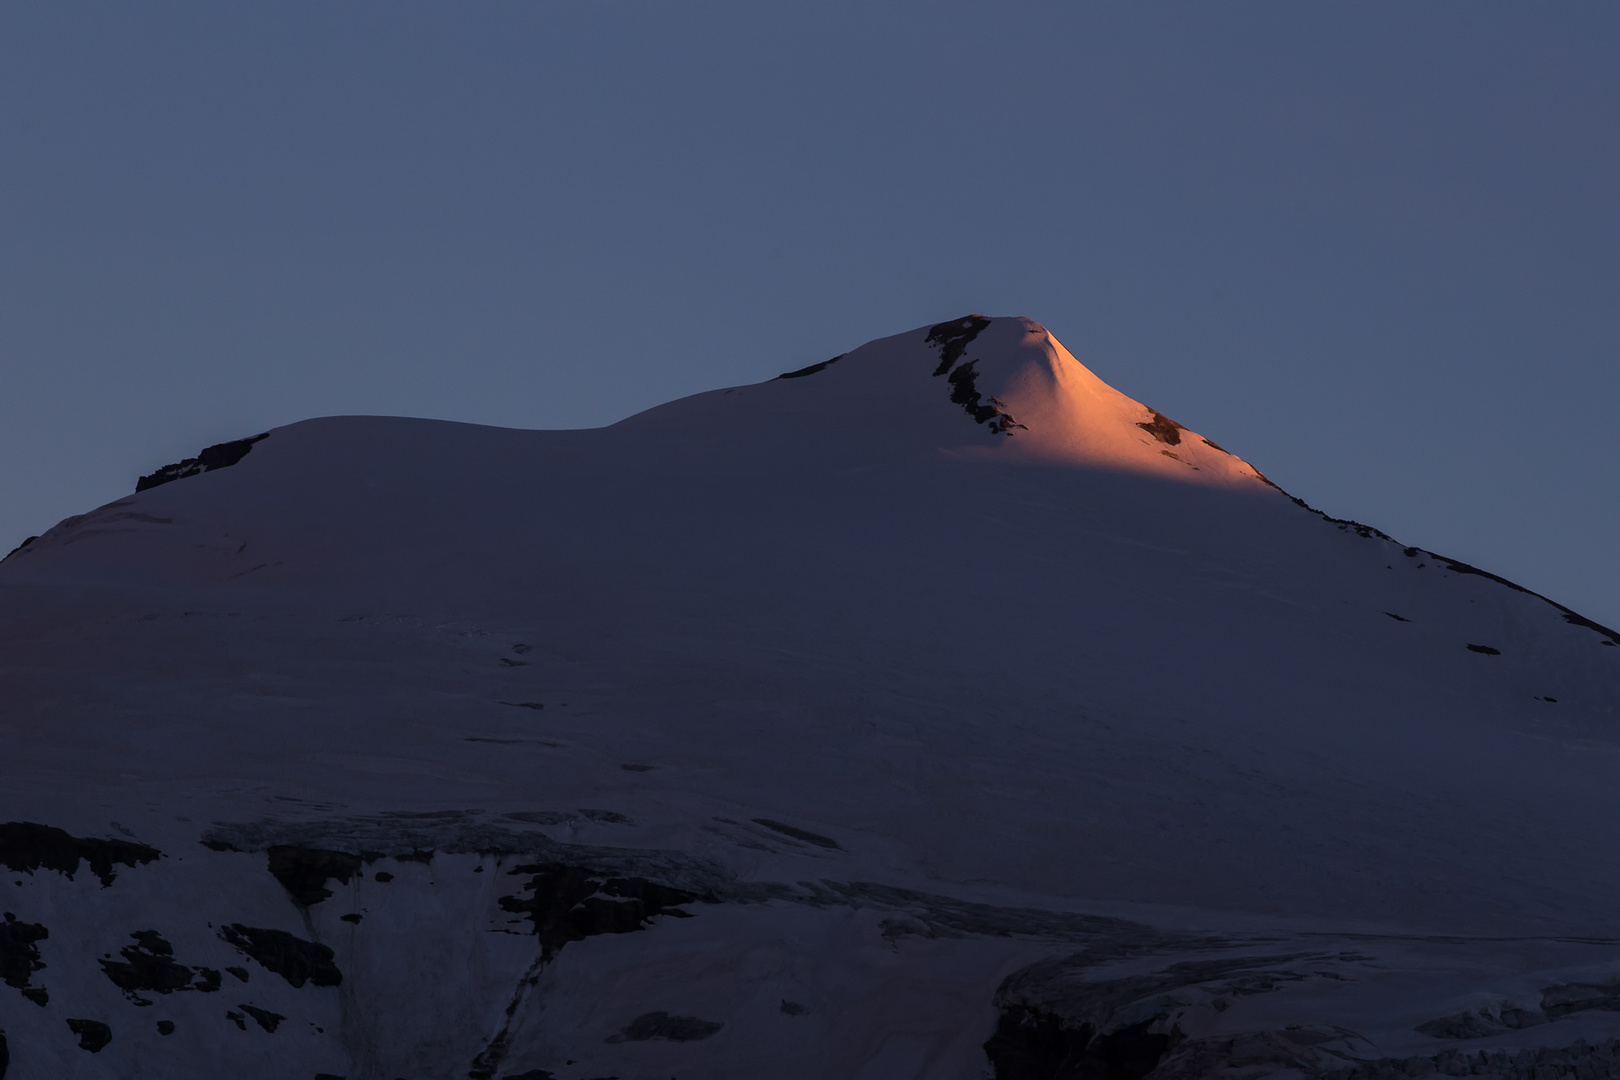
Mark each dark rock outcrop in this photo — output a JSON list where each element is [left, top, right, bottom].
[[99, 930, 222, 1005], [219, 925, 342, 989], [266, 846, 364, 908], [498, 864, 710, 961], [0, 914, 47, 1004], [136, 433, 268, 492], [777, 355, 844, 379], [66, 1019, 111, 1053], [0, 822, 160, 886]]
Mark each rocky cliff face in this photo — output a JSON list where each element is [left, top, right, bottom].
[[2, 317, 1618, 1080]]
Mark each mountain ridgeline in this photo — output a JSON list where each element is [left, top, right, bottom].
[[1, 316, 1617, 1080]]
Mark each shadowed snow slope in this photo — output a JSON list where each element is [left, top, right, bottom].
[[1, 316, 1618, 1080]]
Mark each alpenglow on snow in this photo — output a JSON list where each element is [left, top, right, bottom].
[[2, 316, 1618, 1080]]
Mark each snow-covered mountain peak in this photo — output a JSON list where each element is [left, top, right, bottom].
[[5, 316, 1620, 1080], [619, 314, 1275, 490]]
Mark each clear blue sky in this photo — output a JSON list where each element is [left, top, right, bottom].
[[3, 2, 1617, 627]]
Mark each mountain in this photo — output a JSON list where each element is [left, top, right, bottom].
[[1, 315, 1618, 1080]]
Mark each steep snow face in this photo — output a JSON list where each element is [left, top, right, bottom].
[[1, 317, 1619, 1080]]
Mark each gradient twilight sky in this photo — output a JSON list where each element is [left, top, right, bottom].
[[2, 3, 1617, 627]]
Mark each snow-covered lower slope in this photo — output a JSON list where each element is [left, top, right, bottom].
[[1, 316, 1618, 1080]]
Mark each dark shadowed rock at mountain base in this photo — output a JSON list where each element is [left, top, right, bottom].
[[2, 315, 1619, 1078], [497, 864, 709, 961], [983, 1008, 1173, 1080], [266, 845, 365, 907], [99, 930, 223, 1005], [219, 925, 342, 989], [239, 1004, 285, 1033], [0, 914, 48, 1002], [982, 1006, 1094, 1079], [66, 1019, 111, 1053], [0, 822, 160, 885]]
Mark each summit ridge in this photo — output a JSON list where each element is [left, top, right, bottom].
[[620, 314, 1276, 490]]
